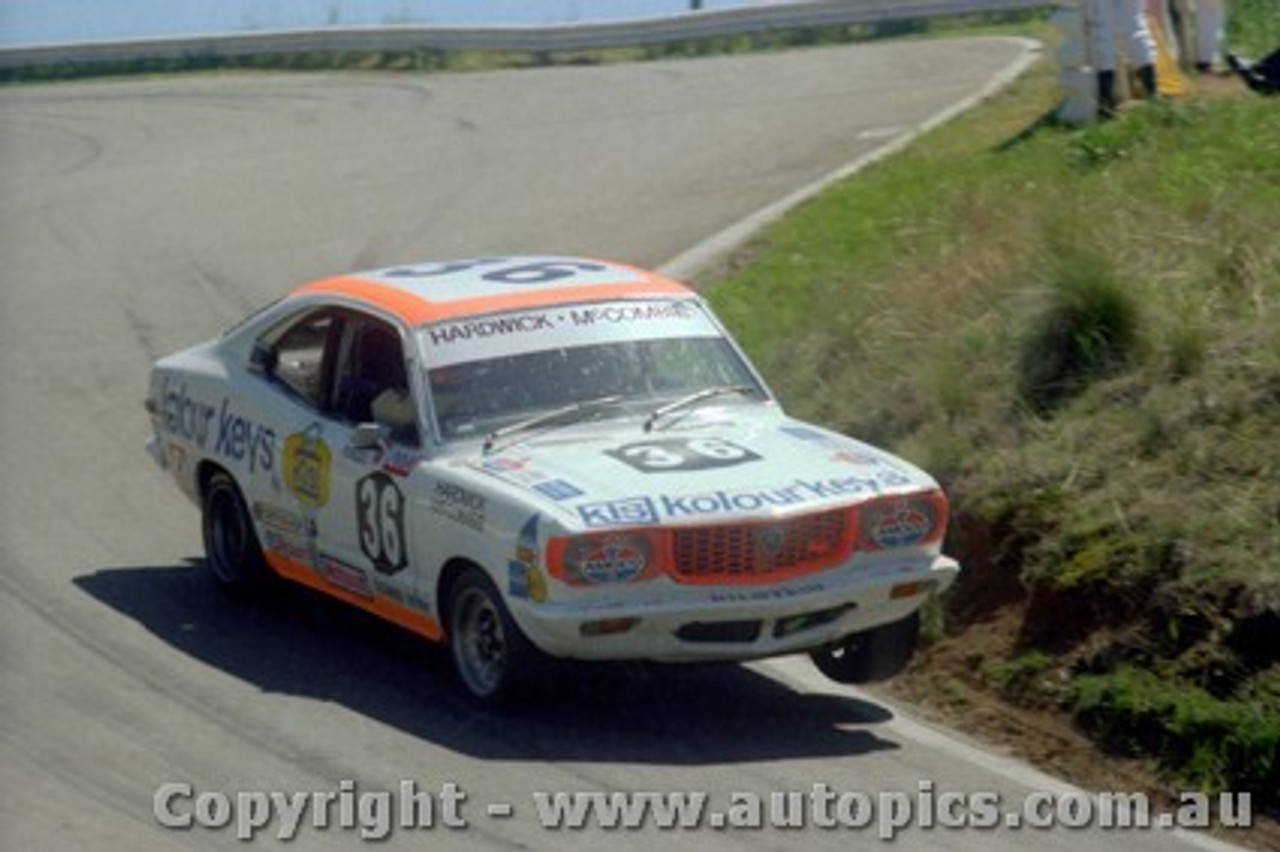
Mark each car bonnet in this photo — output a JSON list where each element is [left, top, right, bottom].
[[461, 409, 937, 532]]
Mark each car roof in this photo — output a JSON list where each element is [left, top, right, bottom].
[[290, 256, 694, 326]]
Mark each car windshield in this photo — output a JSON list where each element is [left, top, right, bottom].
[[418, 300, 766, 442]]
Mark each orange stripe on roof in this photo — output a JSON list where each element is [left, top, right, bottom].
[[293, 276, 441, 324], [293, 272, 692, 326]]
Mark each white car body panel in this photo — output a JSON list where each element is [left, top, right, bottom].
[[146, 257, 959, 667]]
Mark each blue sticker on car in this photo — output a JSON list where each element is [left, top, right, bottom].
[[577, 497, 659, 528], [533, 479, 585, 501]]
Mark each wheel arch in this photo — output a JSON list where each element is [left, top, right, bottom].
[[436, 556, 488, 632], [195, 459, 234, 501], [196, 459, 278, 594]]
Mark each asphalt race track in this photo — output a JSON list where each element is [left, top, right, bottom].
[[0, 38, 1244, 851]]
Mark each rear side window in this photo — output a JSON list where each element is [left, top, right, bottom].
[[255, 312, 339, 409]]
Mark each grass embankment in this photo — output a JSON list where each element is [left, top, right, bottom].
[[706, 7, 1280, 817]]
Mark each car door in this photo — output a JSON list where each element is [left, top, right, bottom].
[[249, 307, 426, 618], [306, 314, 426, 611]]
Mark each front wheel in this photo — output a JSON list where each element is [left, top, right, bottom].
[[810, 612, 920, 685], [201, 471, 274, 595], [446, 568, 542, 705]]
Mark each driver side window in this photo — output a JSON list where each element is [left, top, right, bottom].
[[333, 320, 420, 446]]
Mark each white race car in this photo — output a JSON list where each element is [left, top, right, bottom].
[[146, 256, 959, 703]]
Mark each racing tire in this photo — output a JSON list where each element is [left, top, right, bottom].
[[809, 612, 920, 685], [201, 471, 275, 596], [447, 567, 542, 705]]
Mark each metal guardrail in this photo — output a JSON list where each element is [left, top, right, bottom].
[[0, 0, 1047, 70]]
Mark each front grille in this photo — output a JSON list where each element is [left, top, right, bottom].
[[669, 507, 854, 584]]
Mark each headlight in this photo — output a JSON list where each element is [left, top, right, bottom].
[[548, 531, 667, 586], [857, 490, 948, 552]]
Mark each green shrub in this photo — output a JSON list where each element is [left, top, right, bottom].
[[1071, 666, 1280, 795], [1016, 244, 1140, 412], [988, 651, 1058, 701]]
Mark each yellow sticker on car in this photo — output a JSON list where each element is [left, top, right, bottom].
[[283, 424, 331, 508]]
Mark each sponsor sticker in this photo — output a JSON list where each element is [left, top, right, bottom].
[[657, 475, 883, 518], [158, 377, 216, 448], [282, 423, 331, 508], [577, 497, 660, 528], [254, 502, 311, 536], [382, 445, 423, 477], [476, 456, 547, 486], [831, 449, 881, 466], [709, 582, 826, 605], [508, 515, 547, 602], [318, 554, 373, 598], [212, 398, 276, 474], [423, 298, 721, 366], [262, 529, 312, 566], [532, 479, 584, 501], [485, 457, 530, 472], [427, 313, 555, 346], [430, 481, 486, 532]]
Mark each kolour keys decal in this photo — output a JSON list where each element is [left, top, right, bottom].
[[605, 438, 760, 473], [158, 377, 216, 446], [576, 472, 921, 528], [158, 377, 275, 473]]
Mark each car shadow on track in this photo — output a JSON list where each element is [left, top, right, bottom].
[[76, 561, 901, 766]]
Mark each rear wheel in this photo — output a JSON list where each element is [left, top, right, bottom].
[[810, 612, 920, 685], [201, 471, 274, 595], [447, 568, 541, 704]]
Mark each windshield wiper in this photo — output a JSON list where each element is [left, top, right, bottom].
[[643, 385, 753, 433], [483, 394, 623, 454]]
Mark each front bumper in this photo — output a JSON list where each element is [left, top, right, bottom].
[[510, 554, 959, 663]]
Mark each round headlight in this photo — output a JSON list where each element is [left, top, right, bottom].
[[550, 531, 665, 585]]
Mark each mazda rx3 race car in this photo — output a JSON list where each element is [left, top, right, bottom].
[[146, 256, 960, 703]]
